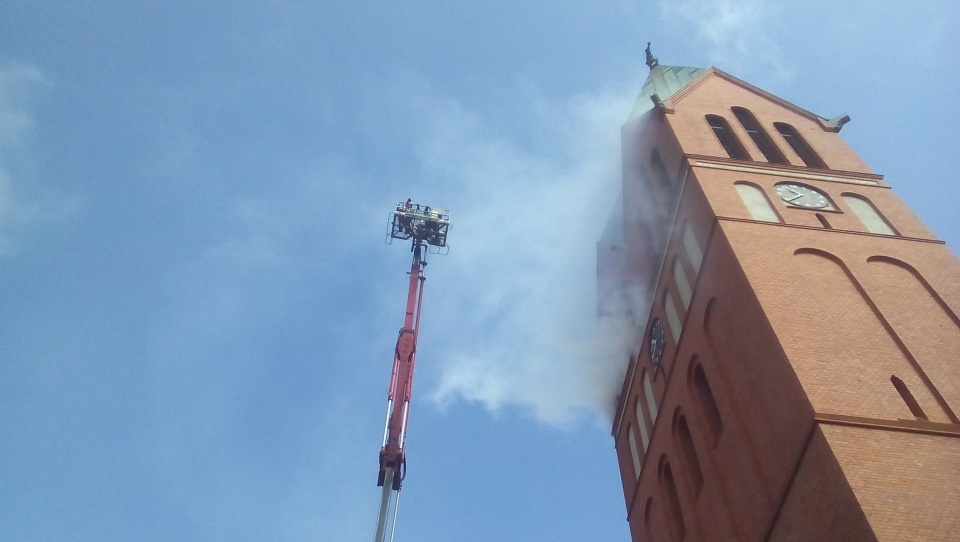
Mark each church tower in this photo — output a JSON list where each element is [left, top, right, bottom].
[[602, 45, 960, 541]]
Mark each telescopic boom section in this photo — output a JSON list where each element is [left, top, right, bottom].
[[377, 243, 425, 490]]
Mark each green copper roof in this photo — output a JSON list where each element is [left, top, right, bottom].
[[627, 43, 705, 120], [627, 64, 706, 120]]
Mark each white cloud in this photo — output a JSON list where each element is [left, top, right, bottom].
[[0, 61, 77, 257], [658, 0, 794, 82], [384, 78, 643, 427], [0, 62, 47, 150]]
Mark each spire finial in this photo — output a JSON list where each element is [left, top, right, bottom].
[[645, 42, 659, 69]]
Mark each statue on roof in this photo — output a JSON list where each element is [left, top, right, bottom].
[[645, 42, 659, 69]]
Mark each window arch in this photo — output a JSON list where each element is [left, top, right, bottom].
[[651, 148, 674, 186], [644, 372, 659, 423], [664, 290, 683, 342], [842, 193, 897, 235], [705, 114, 749, 160], [774, 122, 827, 168], [639, 168, 669, 222], [682, 224, 703, 274], [660, 461, 687, 540], [691, 362, 722, 444], [734, 181, 781, 223], [673, 258, 693, 310], [635, 397, 651, 451], [732, 107, 787, 164], [675, 413, 704, 495], [628, 426, 643, 479]]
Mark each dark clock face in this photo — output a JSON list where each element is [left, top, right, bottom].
[[775, 183, 831, 209], [649, 318, 665, 367]]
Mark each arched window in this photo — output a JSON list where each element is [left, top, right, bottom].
[[842, 193, 897, 235], [676, 415, 704, 494], [774, 122, 827, 168], [664, 291, 683, 342], [682, 224, 703, 274], [635, 397, 651, 451], [705, 114, 749, 160], [692, 363, 722, 444], [652, 148, 673, 186], [628, 426, 643, 479], [661, 462, 687, 540], [734, 182, 781, 223], [641, 164, 670, 224], [732, 107, 787, 164], [644, 372, 659, 423], [673, 258, 693, 310]]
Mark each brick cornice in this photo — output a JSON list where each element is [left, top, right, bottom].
[[716, 216, 946, 245], [815, 412, 960, 437], [687, 155, 885, 187]]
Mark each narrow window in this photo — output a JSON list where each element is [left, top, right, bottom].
[[649, 149, 675, 223], [664, 291, 683, 342], [673, 259, 693, 310], [705, 115, 749, 160], [774, 122, 827, 168], [652, 149, 673, 186], [644, 372, 659, 423], [891, 375, 928, 420], [676, 415, 704, 494], [734, 182, 781, 223], [644, 498, 654, 533], [638, 219, 663, 268], [629, 426, 643, 478], [636, 397, 651, 451], [641, 162, 670, 223], [692, 364, 722, 443], [662, 463, 687, 540], [842, 194, 897, 235], [682, 224, 703, 274], [732, 107, 787, 164]]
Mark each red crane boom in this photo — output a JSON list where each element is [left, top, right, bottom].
[[377, 241, 425, 490]]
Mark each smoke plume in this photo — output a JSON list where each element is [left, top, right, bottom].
[[388, 77, 645, 427]]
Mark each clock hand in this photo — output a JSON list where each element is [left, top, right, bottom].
[[786, 193, 802, 202]]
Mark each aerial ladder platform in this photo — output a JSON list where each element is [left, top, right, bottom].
[[374, 200, 450, 542]]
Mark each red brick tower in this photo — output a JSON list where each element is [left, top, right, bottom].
[[602, 46, 960, 542]]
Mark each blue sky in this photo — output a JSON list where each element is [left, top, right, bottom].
[[1, 1, 957, 541]]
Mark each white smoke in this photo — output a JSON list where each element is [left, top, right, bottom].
[[388, 77, 646, 427]]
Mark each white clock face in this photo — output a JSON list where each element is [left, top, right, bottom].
[[775, 183, 832, 209]]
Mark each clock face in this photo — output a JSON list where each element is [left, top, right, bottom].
[[775, 183, 832, 209], [649, 318, 665, 367]]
